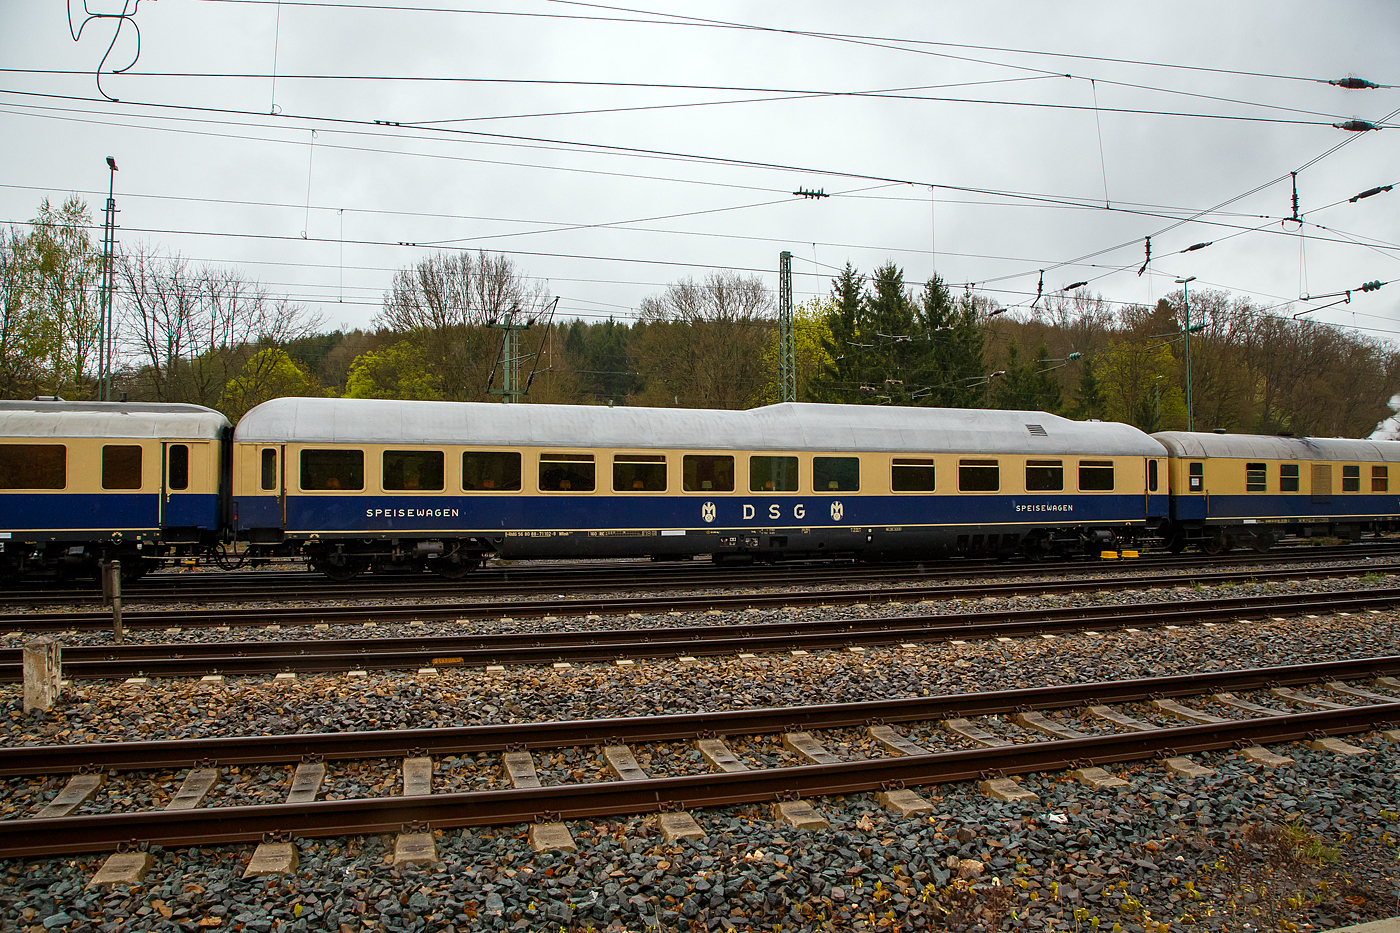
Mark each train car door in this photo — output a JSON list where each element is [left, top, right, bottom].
[[160, 441, 209, 539], [254, 445, 287, 524], [1145, 457, 1167, 520], [1311, 463, 1332, 512], [279, 444, 287, 526]]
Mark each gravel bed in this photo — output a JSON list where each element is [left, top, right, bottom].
[[3, 613, 1399, 750], [2, 738, 1396, 932], [3, 599, 1400, 931], [1, 559, 1396, 646]]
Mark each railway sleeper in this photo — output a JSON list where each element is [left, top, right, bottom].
[[11, 676, 1395, 868]]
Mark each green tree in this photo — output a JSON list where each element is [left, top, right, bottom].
[[0, 198, 103, 398], [918, 278, 988, 408], [991, 338, 1063, 412], [219, 347, 321, 421], [562, 318, 639, 403], [1068, 355, 1109, 420], [755, 297, 835, 404], [813, 263, 865, 403], [860, 262, 923, 402], [0, 226, 48, 396], [1097, 338, 1186, 430], [344, 341, 442, 400], [25, 197, 102, 397]]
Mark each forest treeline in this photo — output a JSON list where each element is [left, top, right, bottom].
[[3, 197, 1397, 437]]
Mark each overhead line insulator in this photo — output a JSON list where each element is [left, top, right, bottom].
[[1330, 77, 1381, 90], [1350, 185, 1394, 202], [1334, 120, 1380, 132]]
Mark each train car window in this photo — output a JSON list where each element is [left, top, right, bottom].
[[683, 455, 735, 492], [0, 445, 65, 489], [101, 445, 142, 490], [1148, 459, 1159, 492], [749, 456, 799, 492], [1025, 459, 1063, 491], [1374, 465, 1389, 492], [1078, 460, 1115, 491], [1342, 465, 1361, 492], [1280, 463, 1299, 492], [463, 451, 522, 491], [167, 444, 189, 490], [539, 453, 595, 492], [300, 449, 364, 491], [614, 454, 667, 492], [260, 448, 278, 490], [891, 458, 935, 492], [383, 450, 445, 491], [1245, 462, 1267, 492], [813, 457, 860, 491], [1189, 462, 1203, 492], [958, 459, 999, 492]]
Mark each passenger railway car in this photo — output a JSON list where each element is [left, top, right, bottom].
[[0, 400, 231, 579], [1153, 431, 1400, 552], [231, 397, 1169, 579]]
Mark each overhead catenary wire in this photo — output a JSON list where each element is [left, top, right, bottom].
[[13, 7, 1400, 353], [3, 67, 1375, 128]]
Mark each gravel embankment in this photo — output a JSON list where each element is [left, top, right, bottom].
[[2, 570, 1398, 931]]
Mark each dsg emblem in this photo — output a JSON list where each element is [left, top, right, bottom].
[[830, 501, 844, 522], [701, 501, 716, 523]]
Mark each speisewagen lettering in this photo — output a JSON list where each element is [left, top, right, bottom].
[[1015, 504, 1073, 512], [366, 508, 461, 518]]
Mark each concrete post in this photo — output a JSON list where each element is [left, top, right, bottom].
[[22, 636, 60, 713], [102, 560, 123, 643]]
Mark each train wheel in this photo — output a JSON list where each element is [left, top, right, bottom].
[[316, 555, 365, 582], [432, 552, 480, 580], [1250, 532, 1274, 553], [1201, 533, 1231, 556], [1166, 534, 1187, 554]]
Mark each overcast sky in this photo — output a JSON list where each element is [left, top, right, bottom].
[[2, 1, 1399, 340]]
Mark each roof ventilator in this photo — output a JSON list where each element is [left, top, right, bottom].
[[1025, 424, 1048, 436]]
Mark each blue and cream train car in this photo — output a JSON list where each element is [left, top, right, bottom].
[[1153, 431, 1400, 552], [0, 400, 231, 579], [231, 397, 1169, 579]]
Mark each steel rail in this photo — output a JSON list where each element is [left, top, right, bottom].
[[3, 587, 1399, 681], [3, 561, 1398, 635], [5, 656, 1397, 777], [2, 701, 1395, 859], [8, 542, 1395, 607]]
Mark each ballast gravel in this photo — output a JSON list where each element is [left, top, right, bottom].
[[3, 580, 1400, 930]]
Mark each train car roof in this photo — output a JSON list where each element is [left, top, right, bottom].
[[0, 400, 230, 439], [236, 397, 1166, 456], [1153, 431, 1400, 462]]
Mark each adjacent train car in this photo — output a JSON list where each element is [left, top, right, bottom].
[[231, 397, 1169, 579], [0, 400, 231, 579], [1153, 431, 1400, 552]]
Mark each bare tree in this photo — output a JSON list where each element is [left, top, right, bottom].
[[118, 245, 321, 407], [631, 271, 774, 409], [375, 251, 551, 401]]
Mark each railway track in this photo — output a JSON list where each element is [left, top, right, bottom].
[[4, 586, 1398, 680], [3, 558, 1398, 635], [4, 541, 1399, 608], [3, 658, 1397, 860]]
